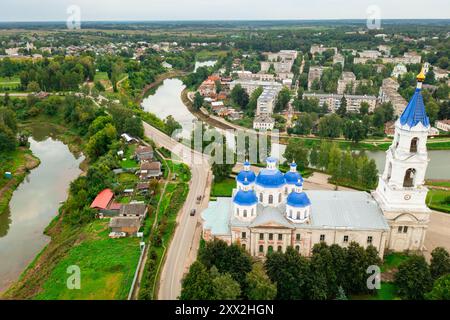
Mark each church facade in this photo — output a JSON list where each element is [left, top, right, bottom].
[[202, 69, 432, 259]]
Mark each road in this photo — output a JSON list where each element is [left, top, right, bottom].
[[143, 122, 211, 300]]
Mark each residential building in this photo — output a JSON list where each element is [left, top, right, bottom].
[[109, 217, 142, 236], [333, 53, 345, 67], [337, 72, 357, 94], [253, 115, 275, 131], [229, 80, 282, 96], [307, 66, 324, 90], [379, 78, 408, 116], [256, 88, 278, 116], [436, 119, 450, 132], [120, 203, 148, 218], [310, 45, 337, 55], [433, 67, 449, 81], [135, 145, 154, 162], [392, 64, 408, 78], [198, 75, 221, 98], [139, 161, 162, 180], [303, 92, 377, 113]]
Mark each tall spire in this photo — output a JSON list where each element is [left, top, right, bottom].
[[399, 65, 430, 128]]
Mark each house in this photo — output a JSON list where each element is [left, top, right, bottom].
[[391, 64, 408, 78], [109, 216, 142, 236], [121, 133, 138, 144], [436, 119, 450, 132], [384, 121, 396, 136], [90, 189, 122, 218], [136, 182, 151, 195], [139, 161, 162, 180], [120, 202, 148, 218], [198, 75, 221, 98], [135, 145, 154, 162], [253, 115, 275, 131]]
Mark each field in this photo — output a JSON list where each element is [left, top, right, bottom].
[[0, 76, 20, 90], [211, 177, 235, 197], [93, 72, 109, 82], [427, 189, 450, 213], [33, 220, 141, 300]]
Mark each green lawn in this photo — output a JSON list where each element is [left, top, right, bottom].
[[427, 189, 450, 213], [0, 76, 20, 90], [34, 220, 141, 300], [120, 145, 138, 169], [211, 177, 235, 197], [118, 173, 138, 188], [94, 72, 109, 82], [426, 180, 450, 188], [352, 283, 399, 300], [381, 252, 411, 272]]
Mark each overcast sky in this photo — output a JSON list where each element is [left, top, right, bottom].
[[0, 0, 449, 22]]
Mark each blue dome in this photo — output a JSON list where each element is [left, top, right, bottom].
[[256, 169, 286, 188], [287, 192, 311, 208], [236, 170, 256, 184], [285, 171, 304, 185], [233, 189, 258, 206]]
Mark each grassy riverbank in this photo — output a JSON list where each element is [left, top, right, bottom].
[[0, 147, 40, 216]]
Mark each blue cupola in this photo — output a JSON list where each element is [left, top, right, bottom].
[[285, 161, 304, 185], [287, 181, 311, 208], [399, 69, 430, 128], [256, 157, 286, 188], [233, 182, 258, 206], [236, 160, 256, 184]]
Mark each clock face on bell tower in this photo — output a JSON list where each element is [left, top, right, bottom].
[[404, 194, 411, 201]]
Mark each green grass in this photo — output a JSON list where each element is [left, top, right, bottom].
[[195, 50, 227, 61], [211, 177, 235, 197], [34, 220, 141, 300], [426, 180, 450, 188], [381, 252, 410, 273], [427, 189, 450, 213], [352, 283, 399, 300], [0, 76, 20, 90], [94, 72, 109, 82]]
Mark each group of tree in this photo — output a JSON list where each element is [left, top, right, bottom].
[[309, 140, 379, 190], [0, 106, 18, 152], [180, 239, 276, 300], [395, 247, 450, 300]]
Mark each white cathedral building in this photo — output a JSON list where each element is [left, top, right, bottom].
[[202, 69, 432, 259]]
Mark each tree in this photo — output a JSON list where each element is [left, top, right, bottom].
[[247, 86, 263, 115], [283, 138, 309, 170], [265, 247, 310, 300], [359, 158, 378, 189], [327, 143, 342, 180], [210, 267, 241, 300], [335, 286, 348, 300], [360, 102, 369, 116], [294, 113, 315, 135], [395, 255, 433, 300], [318, 114, 342, 138], [275, 87, 291, 112], [180, 261, 215, 300], [215, 80, 222, 94], [85, 124, 117, 160], [164, 115, 182, 136], [343, 119, 367, 144], [199, 239, 252, 288], [245, 263, 277, 300], [212, 162, 233, 182], [230, 84, 249, 109], [426, 274, 450, 300], [336, 96, 347, 117], [193, 92, 204, 110], [309, 146, 319, 168], [26, 81, 40, 92], [430, 247, 450, 280], [426, 99, 440, 125]]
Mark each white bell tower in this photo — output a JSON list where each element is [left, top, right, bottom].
[[372, 67, 432, 252]]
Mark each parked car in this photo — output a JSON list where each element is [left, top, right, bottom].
[[190, 209, 196, 216], [196, 195, 202, 204]]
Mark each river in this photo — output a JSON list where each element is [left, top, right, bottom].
[[140, 65, 450, 179], [0, 128, 84, 292]]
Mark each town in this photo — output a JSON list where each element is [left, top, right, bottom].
[[0, 8, 449, 306]]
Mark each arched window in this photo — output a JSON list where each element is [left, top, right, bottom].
[[410, 137, 419, 153], [278, 193, 282, 203], [269, 195, 273, 204], [403, 168, 416, 188], [243, 210, 247, 218], [295, 245, 300, 252], [285, 187, 288, 195], [289, 210, 293, 218], [242, 244, 246, 250], [251, 208, 254, 216], [259, 193, 263, 202], [236, 208, 239, 215], [296, 211, 300, 220], [277, 246, 282, 252], [259, 245, 264, 253], [268, 246, 274, 254]]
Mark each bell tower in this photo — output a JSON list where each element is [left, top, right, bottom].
[[372, 66, 432, 252]]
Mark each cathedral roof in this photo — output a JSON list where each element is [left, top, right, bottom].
[[285, 171, 304, 185], [233, 189, 258, 206], [256, 169, 286, 188], [287, 191, 311, 208]]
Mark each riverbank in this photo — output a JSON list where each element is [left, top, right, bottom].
[[0, 147, 40, 217], [139, 70, 187, 104]]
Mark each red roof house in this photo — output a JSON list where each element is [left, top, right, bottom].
[[90, 189, 114, 210]]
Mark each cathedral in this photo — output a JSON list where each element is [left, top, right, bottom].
[[201, 68, 432, 259]]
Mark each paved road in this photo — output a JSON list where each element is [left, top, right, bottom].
[[143, 122, 211, 300], [425, 210, 450, 261]]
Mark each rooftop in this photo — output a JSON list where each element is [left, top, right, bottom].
[[90, 189, 114, 210]]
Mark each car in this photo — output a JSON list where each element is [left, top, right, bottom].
[[190, 209, 196, 216], [196, 195, 202, 204]]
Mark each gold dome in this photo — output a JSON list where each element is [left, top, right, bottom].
[[417, 68, 426, 82]]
